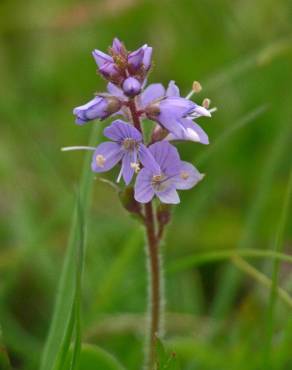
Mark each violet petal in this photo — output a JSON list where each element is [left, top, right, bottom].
[[91, 142, 123, 172], [173, 161, 204, 190], [140, 83, 165, 108], [104, 120, 142, 142], [134, 168, 155, 203]]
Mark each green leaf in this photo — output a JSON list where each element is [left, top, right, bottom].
[[65, 344, 125, 370], [156, 337, 180, 370], [40, 124, 100, 370]]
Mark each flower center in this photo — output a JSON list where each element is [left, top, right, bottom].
[[151, 173, 168, 191], [96, 154, 105, 167], [123, 138, 137, 150]]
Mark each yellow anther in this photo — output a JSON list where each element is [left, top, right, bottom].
[[202, 98, 211, 109], [96, 154, 106, 168], [192, 81, 202, 93], [180, 171, 189, 180]]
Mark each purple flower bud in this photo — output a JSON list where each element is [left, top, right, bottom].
[[143, 46, 152, 71], [111, 38, 125, 54], [99, 62, 121, 82], [73, 96, 121, 125], [128, 46, 145, 70], [92, 50, 113, 68], [122, 77, 141, 97]]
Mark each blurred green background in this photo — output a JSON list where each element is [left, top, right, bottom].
[[1, 0, 292, 369]]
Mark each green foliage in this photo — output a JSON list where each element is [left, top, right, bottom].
[[41, 125, 100, 370], [156, 337, 180, 370], [65, 344, 124, 370]]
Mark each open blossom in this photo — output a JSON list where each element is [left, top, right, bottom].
[[91, 120, 159, 184], [139, 81, 210, 144], [134, 142, 204, 204]]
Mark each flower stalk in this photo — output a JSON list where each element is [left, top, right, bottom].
[[67, 37, 213, 370], [128, 94, 164, 369], [144, 200, 162, 370]]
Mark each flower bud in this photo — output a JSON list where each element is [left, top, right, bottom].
[[128, 46, 145, 70], [122, 77, 141, 97], [151, 124, 168, 143], [73, 95, 121, 125], [99, 62, 122, 83], [157, 203, 172, 226], [111, 38, 125, 54], [119, 186, 143, 220], [143, 46, 152, 71]]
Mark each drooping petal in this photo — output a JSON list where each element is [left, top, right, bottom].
[[134, 168, 155, 203], [140, 83, 165, 108], [190, 105, 212, 118], [92, 50, 113, 67], [73, 96, 108, 124], [173, 161, 204, 190], [155, 185, 180, 204], [122, 151, 135, 185], [104, 120, 142, 142], [160, 96, 196, 117], [158, 111, 187, 138], [149, 142, 181, 176], [91, 142, 122, 173], [166, 118, 209, 144], [138, 144, 161, 174], [166, 80, 180, 97]]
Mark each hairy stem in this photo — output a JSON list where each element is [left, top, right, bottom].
[[128, 98, 143, 132], [128, 98, 163, 369], [144, 201, 161, 369]]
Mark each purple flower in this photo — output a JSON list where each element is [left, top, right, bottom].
[[92, 39, 153, 85], [92, 43, 123, 84], [91, 120, 159, 185], [73, 95, 122, 125], [134, 141, 203, 204], [122, 77, 141, 97], [139, 81, 210, 144], [128, 45, 153, 72]]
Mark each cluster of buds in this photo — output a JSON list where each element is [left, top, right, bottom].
[[67, 38, 214, 205]]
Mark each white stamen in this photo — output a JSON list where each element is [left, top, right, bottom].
[[116, 164, 124, 183], [131, 162, 140, 173], [209, 107, 217, 114], [61, 146, 96, 152]]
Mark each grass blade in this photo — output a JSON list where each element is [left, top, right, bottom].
[[211, 118, 292, 317], [40, 124, 100, 370], [263, 170, 292, 365]]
